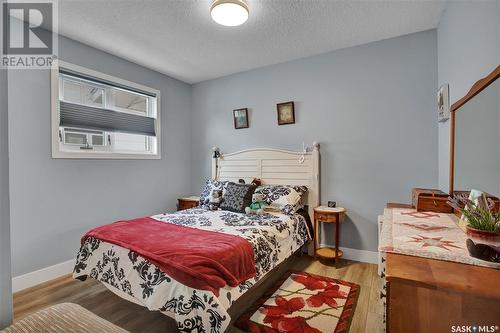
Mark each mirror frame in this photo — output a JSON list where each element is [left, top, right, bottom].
[[449, 65, 500, 194]]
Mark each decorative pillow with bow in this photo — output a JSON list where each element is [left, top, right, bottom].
[[199, 179, 230, 208]]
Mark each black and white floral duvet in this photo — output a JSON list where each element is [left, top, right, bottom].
[[73, 208, 311, 332]]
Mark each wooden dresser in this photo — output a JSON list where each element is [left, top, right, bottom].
[[384, 253, 499, 333], [379, 206, 500, 333]]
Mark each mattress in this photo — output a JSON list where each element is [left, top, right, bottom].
[[73, 207, 311, 332]]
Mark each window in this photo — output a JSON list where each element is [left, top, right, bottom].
[[62, 78, 104, 107], [51, 61, 161, 159]]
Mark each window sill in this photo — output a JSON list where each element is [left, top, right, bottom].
[[51, 150, 161, 160]]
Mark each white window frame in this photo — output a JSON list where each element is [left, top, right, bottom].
[[60, 75, 106, 108], [51, 60, 161, 159], [108, 87, 151, 117], [61, 128, 108, 152]]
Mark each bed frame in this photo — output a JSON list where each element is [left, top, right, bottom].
[[79, 144, 321, 330], [211, 143, 320, 255]]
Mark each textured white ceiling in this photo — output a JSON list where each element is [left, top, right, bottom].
[[58, 0, 445, 83]]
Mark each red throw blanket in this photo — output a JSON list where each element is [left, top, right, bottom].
[[82, 217, 256, 296]]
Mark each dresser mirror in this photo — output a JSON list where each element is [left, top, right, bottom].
[[450, 66, 500, 197]]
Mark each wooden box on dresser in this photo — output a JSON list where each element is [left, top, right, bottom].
[[411, 188, 453, 213], [379, 205, 500, 333]]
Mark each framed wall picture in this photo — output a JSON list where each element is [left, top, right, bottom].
[[233, 108, 249, 129], [277, 101, 295, 125], [437, 84, 450, 122]]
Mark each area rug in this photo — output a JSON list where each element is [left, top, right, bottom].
[[235, 271, 360, 333]]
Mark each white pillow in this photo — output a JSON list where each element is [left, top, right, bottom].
[[255, 185, 308, 214]]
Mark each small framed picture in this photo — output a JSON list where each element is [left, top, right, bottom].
[[277, 101, 295, 125], [233, 108, 249, 129], [437, 84, 450, 122]]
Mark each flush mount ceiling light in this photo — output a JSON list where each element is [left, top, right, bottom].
[[210, 0, 249, 27]]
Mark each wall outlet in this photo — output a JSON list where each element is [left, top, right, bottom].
[[328, 201, 336, 208]]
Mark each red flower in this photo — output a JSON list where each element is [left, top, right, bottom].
[[269, 316, 321, 333], [291, 273, 329, 290], [306, 284, 347, 308], [260, 296, 305, 319]]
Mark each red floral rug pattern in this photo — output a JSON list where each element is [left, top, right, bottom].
[[235, 271, 360, 333]]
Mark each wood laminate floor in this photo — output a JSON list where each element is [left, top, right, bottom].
[[13, 256, 384, 333]]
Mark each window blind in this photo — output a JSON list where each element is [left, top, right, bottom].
[[59, 68, 157, 97], [59, 101, 156, 137]]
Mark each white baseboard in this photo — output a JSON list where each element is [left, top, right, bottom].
[[319, 243, 378, 264], [12, 259, 75, 292]]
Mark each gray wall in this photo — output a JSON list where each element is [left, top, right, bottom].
[[8, 35, 192, 276], [437, 0, 500, 192], [191, 30, 438, 252], [0, 69, 13, 327]]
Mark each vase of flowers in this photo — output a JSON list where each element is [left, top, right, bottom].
[[448, 193, 500, 263]]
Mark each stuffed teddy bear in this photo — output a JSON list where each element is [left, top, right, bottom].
[[204, 189, 223, 210], [245, 193, 265, 215], [251, 178, 262, 186]]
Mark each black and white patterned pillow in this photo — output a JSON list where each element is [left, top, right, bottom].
[[219, 183, 256, 213], [198, 179, 230, 207], [255, 185, 308, 215]]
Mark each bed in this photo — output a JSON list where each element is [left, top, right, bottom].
[[73, 144, 320, 332]]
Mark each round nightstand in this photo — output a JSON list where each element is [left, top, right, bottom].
[[313, 206, 346, 262]]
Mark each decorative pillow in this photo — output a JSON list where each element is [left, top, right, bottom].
[[219, 183, 257, 213], [199, 179, 230, 207], [255, 185, 308, 215]]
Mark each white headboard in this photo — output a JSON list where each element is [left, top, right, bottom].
[[211, 143, 320, 222]]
